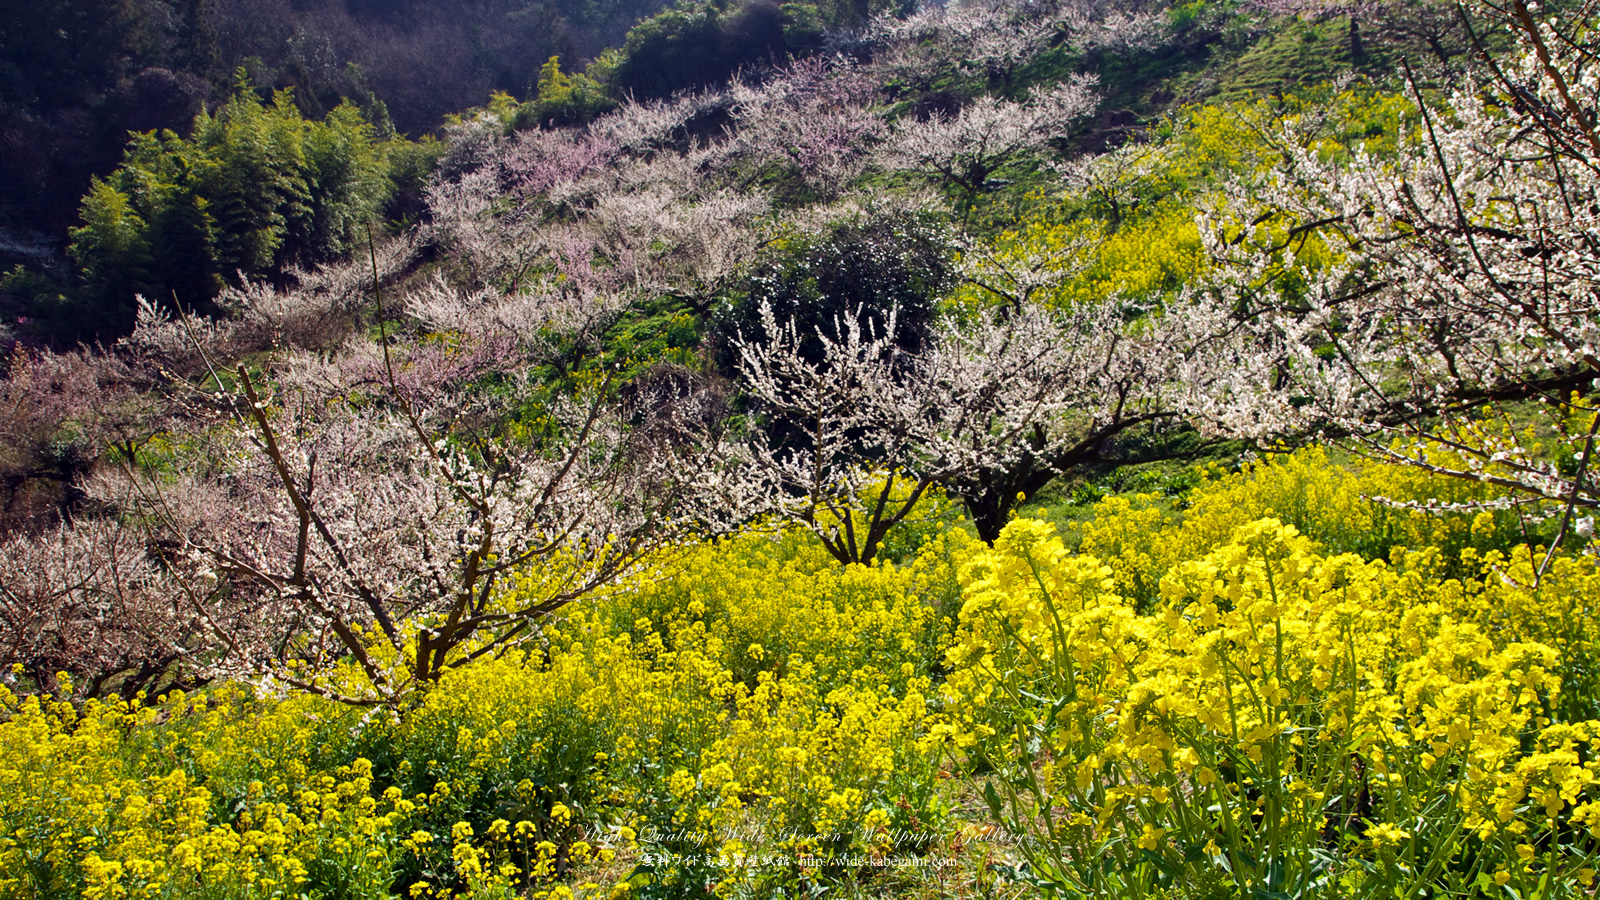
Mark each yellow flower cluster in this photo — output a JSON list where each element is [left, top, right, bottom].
[[0, 526, 962, 900], [1072, 444, 1600, 718], [339, 528, 963, 896], [949, 202, 1204, 311], [13, 439, 1595, 899], [1074, 445, 1532, 607], [578, 530, 961, 893], [0, 684, 403, 900], [947, 514, 1600, 896], [953, 87, 1416, 317]]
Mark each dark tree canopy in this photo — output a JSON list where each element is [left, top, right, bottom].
[[713, 212, 957, 372]]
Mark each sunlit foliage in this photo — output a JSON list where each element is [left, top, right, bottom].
[[69, 79, 398, 326]]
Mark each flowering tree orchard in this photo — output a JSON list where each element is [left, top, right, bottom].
[[1201, 0, 1600, 563]]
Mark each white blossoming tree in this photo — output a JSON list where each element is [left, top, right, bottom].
[[1200, 0, 1600, 561], [94, 238, 741, 705], [732, 288, 1236, 557]]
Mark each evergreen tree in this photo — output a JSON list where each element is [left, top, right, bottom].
[[68, 76, 397, 326], [67, 180, 152, 329]]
